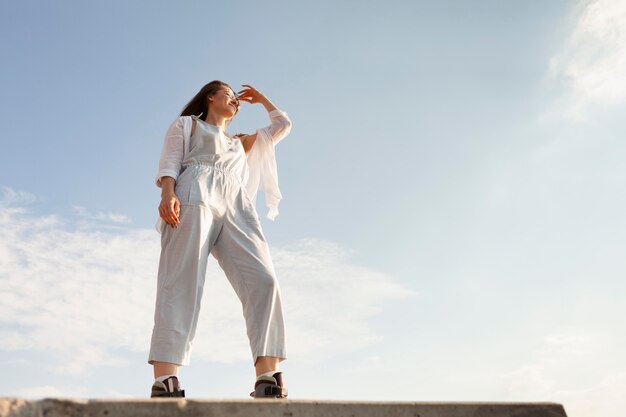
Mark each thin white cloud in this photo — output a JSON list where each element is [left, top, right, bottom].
[[499, 332, 626, 417], [555, 372, 626, 417], [0, 187, 415, 380], [11, 385, 90, 399], [0, 187, 38, 205], [501, 364, 557, 398], [540, 333, 593, 357], [548, 0, 626, 120], [72, 205, 133, 224]]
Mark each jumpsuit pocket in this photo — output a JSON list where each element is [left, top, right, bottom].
[[173, 181, 190, 205], [178, 166, 213, 206], [173, 168, 192, 205]]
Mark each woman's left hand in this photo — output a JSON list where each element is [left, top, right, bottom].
[[233, 132, 258, 154], [237, 84, 268, 105]]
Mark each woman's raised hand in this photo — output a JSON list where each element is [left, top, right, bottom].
[[237, 84, 268, 105], [237, 84, 278, 113]]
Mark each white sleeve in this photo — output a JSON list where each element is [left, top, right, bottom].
[[155, 117, 184, 188], [262, 109, 292, 145]]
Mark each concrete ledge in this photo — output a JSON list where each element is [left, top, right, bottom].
[[0, 398, 568, 417]]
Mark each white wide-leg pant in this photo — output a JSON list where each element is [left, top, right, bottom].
[[147, 201, 287, 367]]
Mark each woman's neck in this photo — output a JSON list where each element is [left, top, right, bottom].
[[204, 113, 227, 131]]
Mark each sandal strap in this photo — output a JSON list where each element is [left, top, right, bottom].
[[250, 385, 288, 398], [264, 385, 288, 397], [152, 389, 185, 398]]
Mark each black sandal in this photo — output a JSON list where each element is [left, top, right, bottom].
[[250, 372, 288, 399], [151, 376, 186, 398]]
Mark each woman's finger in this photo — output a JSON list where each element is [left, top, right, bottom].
[[162, 201, 174, 225], [164, 209, 173, 226], [173, 200, 180, 219], [239, 86, 258, 95], [159, 205, 173, 226], [170, 201, 180, 224], [159, 204, 168, 221], [242, 85, 260, 95], [166, 207, 175, 225]]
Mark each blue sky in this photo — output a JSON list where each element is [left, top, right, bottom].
[[1, 1, 626, 416]]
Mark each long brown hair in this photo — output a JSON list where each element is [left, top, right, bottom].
[[179, 80, 236, 119]]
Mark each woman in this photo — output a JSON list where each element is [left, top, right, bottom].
[[147, 81, 292, 399]]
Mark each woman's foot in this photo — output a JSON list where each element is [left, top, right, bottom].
[[250, 371, 288, 399], [151, 375, 186, 398]]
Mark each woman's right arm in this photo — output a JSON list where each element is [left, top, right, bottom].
[[156, 117, 185, 187], [156, 117, 184, 227]]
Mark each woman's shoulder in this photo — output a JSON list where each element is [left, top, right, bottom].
[[183, 115, 199, 130], [176, 114, 195, 122], [169, 115, 187, 125], [165, 115, 194, 137], [172, 114, 197, 121], [172, 114, 195, 128]]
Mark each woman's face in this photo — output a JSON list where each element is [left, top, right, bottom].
[[209, 87, 240, 119]]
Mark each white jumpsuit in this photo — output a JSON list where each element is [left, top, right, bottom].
[[148, 114, 288, 367]]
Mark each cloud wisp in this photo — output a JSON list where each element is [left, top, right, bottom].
[[499, 331, 626, 417], [548, 0, 626, 120], [72, 205, 133, 225], [0, 187, 415, 379]]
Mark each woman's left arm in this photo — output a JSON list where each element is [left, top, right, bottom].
[[237, 84, 292, 147]]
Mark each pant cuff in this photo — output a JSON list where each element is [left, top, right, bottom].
[[148, 350, 189, 366], [253, 349, 288, 366]]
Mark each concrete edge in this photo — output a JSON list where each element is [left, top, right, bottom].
[[0, 397, 569, 417]]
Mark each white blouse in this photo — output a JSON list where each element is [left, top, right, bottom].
[[155, 109, 292, 227]]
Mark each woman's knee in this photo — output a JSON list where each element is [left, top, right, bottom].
[[256, 270, 280, 293]]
